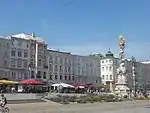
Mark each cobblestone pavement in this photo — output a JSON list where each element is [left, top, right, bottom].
[[9, 100, 150, 113]]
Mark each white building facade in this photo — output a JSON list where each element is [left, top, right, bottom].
[[101, 51, 150, 91], [100, 50, 119, 91], [0, 33, 48, 81]]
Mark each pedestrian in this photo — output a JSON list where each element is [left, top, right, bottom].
[[11, 87, 15, 94]]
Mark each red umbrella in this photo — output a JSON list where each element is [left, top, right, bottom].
[[19, 79, 44, 85], [73, 84, 88, 88]]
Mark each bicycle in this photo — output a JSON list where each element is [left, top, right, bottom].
[[0, 106, 9, 113]]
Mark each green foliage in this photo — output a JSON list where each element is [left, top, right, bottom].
[[48, 94, 124, 104], [68, 96, 78, 102]]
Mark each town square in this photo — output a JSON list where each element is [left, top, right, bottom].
[[0, 0, 150, 113]]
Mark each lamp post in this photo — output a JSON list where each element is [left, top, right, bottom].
[[131, 56, 136, 97], [28, 64, 31, 80], [47, 80, 52, 93], [145, 82, 148, 93], [132, 66, 136, 96]]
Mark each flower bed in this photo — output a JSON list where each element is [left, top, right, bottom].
[[45, 94, 124, 104]]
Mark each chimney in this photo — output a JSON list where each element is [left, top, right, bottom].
[[32, 32, 36, 37]]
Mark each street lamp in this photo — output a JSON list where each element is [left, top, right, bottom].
[[131, 56, 136, 97], [145, 82, 148, 93], [28, 64, 31, 80], [47, 80, 52, 93], [132, 66, 136, 96]]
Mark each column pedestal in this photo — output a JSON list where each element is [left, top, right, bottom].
[[110, 82, 113, 93], [115, 84, 130, 97]]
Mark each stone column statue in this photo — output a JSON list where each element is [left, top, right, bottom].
[[115, 35, 130, 97]]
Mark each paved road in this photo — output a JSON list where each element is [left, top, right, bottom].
[[9, 100, 150, 113]]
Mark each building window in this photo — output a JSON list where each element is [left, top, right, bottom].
[[102, 67, 104, 71], [49, 75, 52, 80], [102, 60, 104, 63], [38, 61, 42, 67], [65, 66, 67, 72], [86, 64, 89, 68], [11, 49, 16, 56], [24, 50, 28, 57], [78, 78, 80, 82], [65, 76, 67, 80], [11, 58, 16, 67], [23, 60, 28, 68], [18, 50, 22, 57], [59, 58, 63, 64], [96, 80, 98, 83], [4, 60, 7, 66], [6, 43, 9, 48], [38, 55, 42, 61], [55, 57, 58, 64], [68, 76, 71, 80], [109, 66, 112, 71], [106, 66, 108, 71], [37, 71, 41, 78], [110, 75, 112, 80], [68, 66, 71, 73], [43, 72, 46, 79], [26, 44, 29, 48], [11, 72, 16, 79], [68, 60, 71, 65], [90, 63, 92, 67], [49, 55, 53, 61], [59, 65, 62, 72], [60, 75, 62, 80], [18, 41, 22, 46], [106, 60, 108, 63], [31, 71, 34, 78], [17, 59, 22, 68], [49, 64, 53, 70], [106, 75, 108, 80], [55, 65, 58, 71], [4, 51, 8, 58], [38, 48, 43, 54], [18, 72, 23, 80], [102, 75, 105, 79], [12, 41, 14, 45], [72, 76, 75, 80], [24, 73, 28, 79], [64, 58, 67, 64], [109, 60, 112, 63], [55, 75, 57, 80]]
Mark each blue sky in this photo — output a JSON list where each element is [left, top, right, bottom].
[[0, 0, 150, 60]]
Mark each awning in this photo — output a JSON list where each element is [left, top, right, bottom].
[[0, 80, 18, 85], [52, 83, 75, 88], [74, 84, 88, 88], [19, 79, 44, 85]]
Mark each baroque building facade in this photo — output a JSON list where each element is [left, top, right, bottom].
[[0, 33, 150, 89], [47, 50, 102, 86], [101, 50, 150, 91], [0, 33, 102, 87], [0, 33, 48, 81]]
